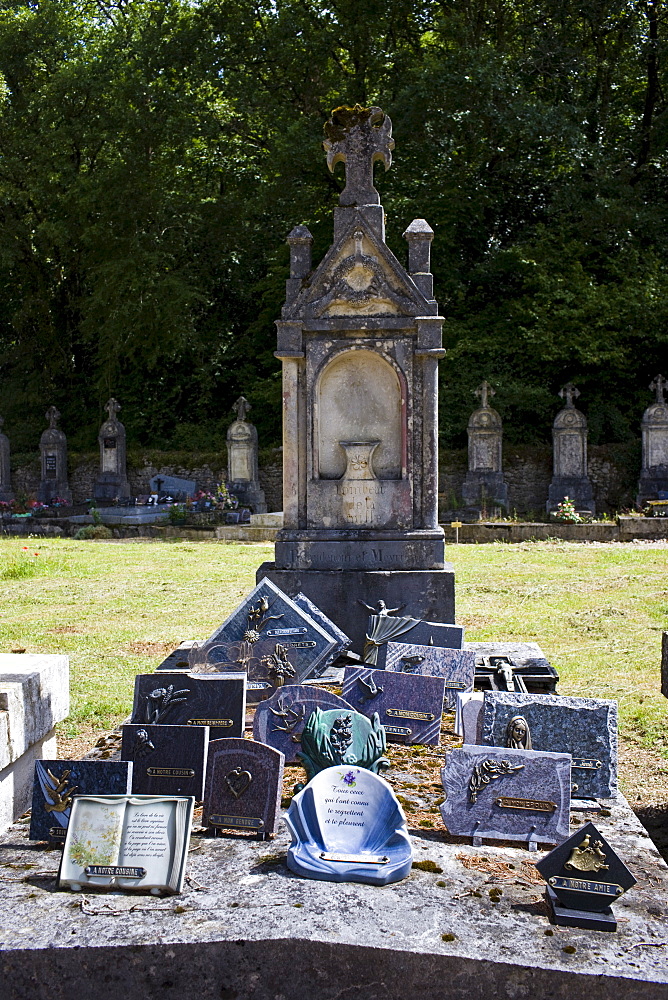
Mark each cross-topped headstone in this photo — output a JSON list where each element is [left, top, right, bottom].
[[558, 383, 580, 408], [233, 396, 251, 422], [105, 398, 121, 422], [650, 375, 667, 405], [474, 381, 495, 408], [46, 406, 60, 429], [323, 104, 394, 207]]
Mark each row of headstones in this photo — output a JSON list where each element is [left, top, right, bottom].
[[0, 396, 266, 511], [34, 577, 633, 927], [464, 376, 668, 514]]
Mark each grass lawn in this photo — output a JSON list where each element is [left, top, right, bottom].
[[1, 536, 667, 808]]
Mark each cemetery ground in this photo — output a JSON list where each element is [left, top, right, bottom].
[[1, 536, 667, 851]]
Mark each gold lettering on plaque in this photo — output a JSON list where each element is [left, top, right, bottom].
[[187, 719, 233, 727], [494, 796, 557, 813], [386, 709, 435, 721]]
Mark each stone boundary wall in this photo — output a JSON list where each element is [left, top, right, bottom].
[[8, 442, 640, 516]]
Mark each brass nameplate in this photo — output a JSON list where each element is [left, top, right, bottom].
[[320, 852, 389, 865], [495, 796, 557, 813], [282, 641, 317, 649], [384, 726, 412, 736], [48, 827, 67, 839], [209, 814, 264, 829], [248, 682, 272, 690], [266, 627, 307, 637], [386, 709, 435, 721], [146, 767, 195, 777], [549, 876, 622, 897], [572, 758, 603, 770], [84, 865, 146, 878], [187, 719, 233, 727], [444, 680, 468, 691]]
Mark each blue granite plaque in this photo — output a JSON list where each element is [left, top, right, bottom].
[[121, 724, 209, 799], [342, 667, 444, 745], [253, 684, 355, 763], [203, 738, 284, 837], [380, 641, 475, 710], [285, 765, 413, 885], [440, 745, 572, 848], [479, 692, 618, 799], [29, 760, 133, 842], [292, 591, 351, 673], [130, 671, 246, 740]]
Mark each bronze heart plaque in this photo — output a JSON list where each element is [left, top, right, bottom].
[[224, 767, 252, 799]]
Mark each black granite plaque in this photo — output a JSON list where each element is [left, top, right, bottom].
[[121, 724, 209, 799], [342, 667, 445, 745], [253, 684, 355, 763], [203, 738, 285, 837], [130, 672, 245, 740], [379, 641, 475, 710], [29, 760, 133, 842]]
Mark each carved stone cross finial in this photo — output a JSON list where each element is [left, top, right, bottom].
[[105, 398, 121, 421], [650, 374, 667, 405], [559, 383, 580, 408], [474, 381, 495, 408], [323, 104, 394, 207], [233, 396, 251, 422], [46, 405, 60, 429]]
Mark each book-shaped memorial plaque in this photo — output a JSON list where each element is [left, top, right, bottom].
[[130, 672, 245, 740], [203, 738, 285, 837], [58, 795, 194, 895], [378, 643, 475, 711], [121, 724, 209, 799], [29, 760, 133, 842], [342, 668, 445, 745], [284, 765, 412, 885]]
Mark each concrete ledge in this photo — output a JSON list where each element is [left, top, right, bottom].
[[0, 792, 666, 999], [441, 518, 668, 543]]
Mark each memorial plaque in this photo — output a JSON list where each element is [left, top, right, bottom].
[[364, 616, 464, 665], [253, 684, 355, 763], [121, 724, 209, 799], [455, 692, 484, 741], [440, 745, 571, 848], [292, 591, 351, 673], [284, 765, 413, 885], [29, 760, 133, 842], [480, 692, 618, 799], [342, 667, 444, 745], [298, 707, 389, 781], [202, 738, 284, 837], [188, 634, 301, 704], [130, 672, 245, 740], [536, 821, 637, 931], [192, 578, 337, 684], [379, 641, 475, 710], [467, 641, 559, 694]]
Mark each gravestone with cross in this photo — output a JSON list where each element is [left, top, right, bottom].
[[257, 103, 455, 653], [547, 383, 595, 515], [637, 375, 668, 505], [38, 406, 72, 504], [0, 416, 13, 502], [461, 380, 508, 515], [226, 395, 267, 513], [94, 398, 130, 501]]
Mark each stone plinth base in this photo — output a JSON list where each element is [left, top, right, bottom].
[[637, 468, 668, 506], [461, 473, 508, 511], [547, 477, 595, 515], [228, 480, 267, 514], [93, 472, 130, 500], [38, 482, 72, 505], [257, 562, 455, 654], [274, 528, 445, 572]]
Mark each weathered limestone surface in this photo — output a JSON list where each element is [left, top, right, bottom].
[[461, 381, 508, 513], [637, 375, 668, 505], [38, 406, 72, 505], [0, 654, 69, 834], [0, 792, 666, 999], [547, 384, 595, 515], [227, 396, 267, 513], [94, 398, 130, 500]]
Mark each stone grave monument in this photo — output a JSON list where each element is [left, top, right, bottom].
[[461, 381, 508, 515], [637, 374, 668, 505], [258, 104, 454, 652], [226, 396, 267, 513], [38, 406, 72, 504], [94, 398, 130, 501], [547, 383, 595, 515], [0, 415, 13, 502]]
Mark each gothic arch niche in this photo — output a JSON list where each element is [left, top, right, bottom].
[[316, 349, 404, 480]]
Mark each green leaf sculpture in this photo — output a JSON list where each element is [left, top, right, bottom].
[[297, 708, 389, 782]]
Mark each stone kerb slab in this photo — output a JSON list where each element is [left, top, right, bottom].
[[0, 653, 69, 834]]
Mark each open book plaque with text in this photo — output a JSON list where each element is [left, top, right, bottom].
[[58, 794, 194, 895]]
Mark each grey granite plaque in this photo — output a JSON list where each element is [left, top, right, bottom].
[[29, 760, 133, 842], [202, 738, 284, 837], [440, 745, 571, 848], [130, 672, 245, 740], [380, 642, 475, 710], [480, 692, 618, 799], [253, 684, 355, 763], [342, 667, 444, 745], [364, 616, 464, 665], [121, 724, 209, 799], [292, 591, 351, 673], [188, 634, 301, 704]]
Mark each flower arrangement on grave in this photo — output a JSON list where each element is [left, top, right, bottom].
[[215, 482, 239, 510], [553, 496, 582, 523], [49, 497, 70, 508]]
